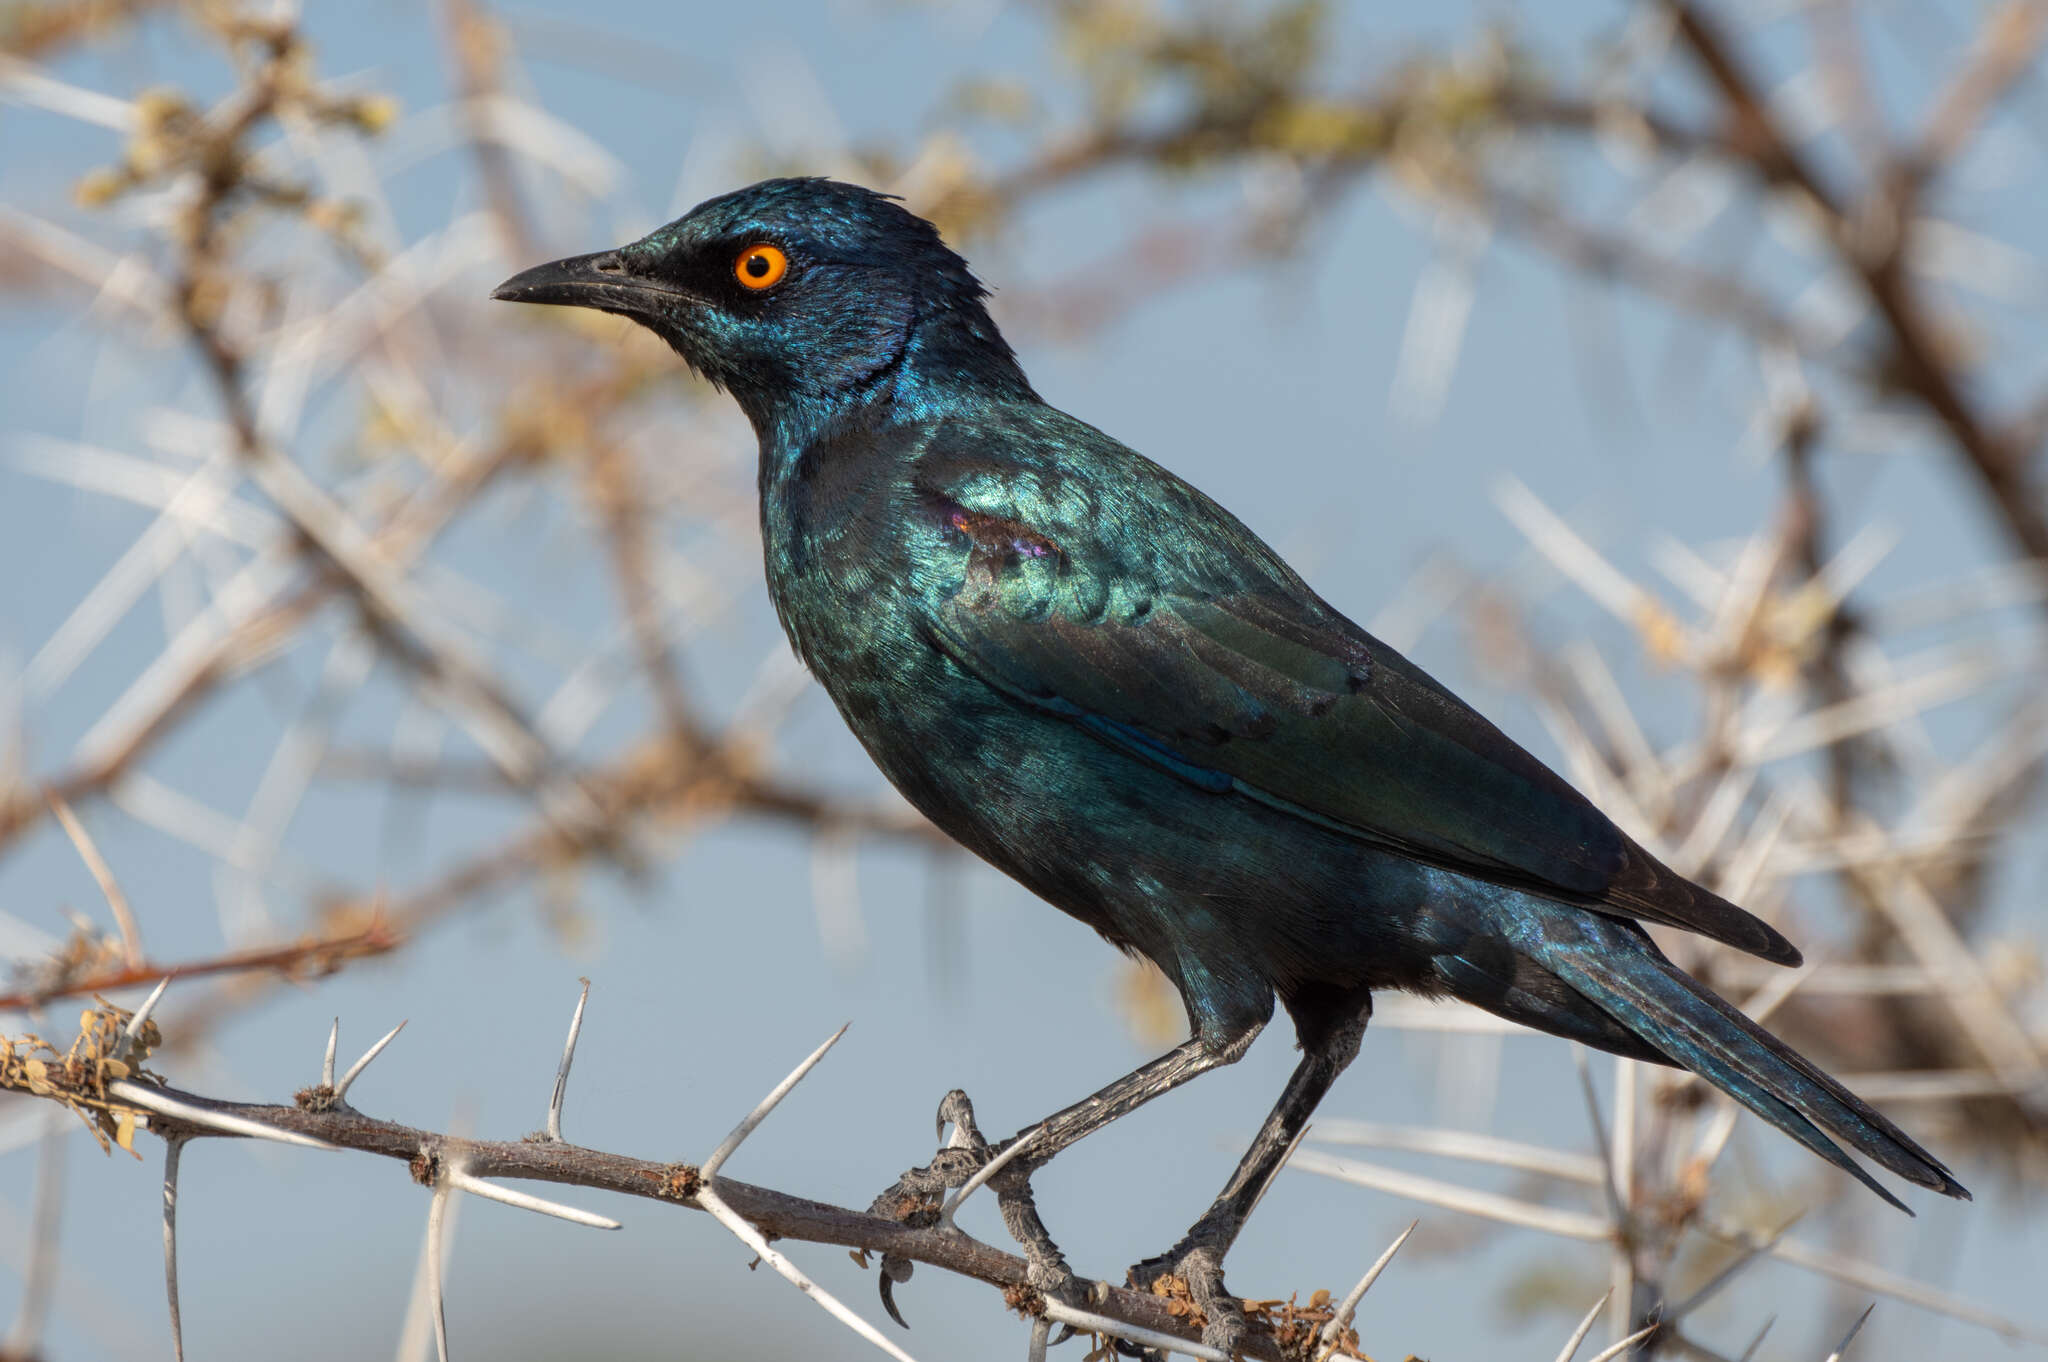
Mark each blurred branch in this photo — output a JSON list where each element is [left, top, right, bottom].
[[0, 0, 176, 59], [930, 1, 2048, 585], [1658, 0, 2048, 565], [438, 0, 535, 263], [1904, 1, 2048, 185], [0, 919, 401, 1013], [318, 730, 940, 941]]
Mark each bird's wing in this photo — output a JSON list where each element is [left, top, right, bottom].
[[914, 440, 1800, 966]]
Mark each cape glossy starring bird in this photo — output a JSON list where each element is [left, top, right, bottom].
[[495, 177, 1967, 1350]]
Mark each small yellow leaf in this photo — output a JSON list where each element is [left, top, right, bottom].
[[352, 94, 401, 134], [73, 167, 126, 209]]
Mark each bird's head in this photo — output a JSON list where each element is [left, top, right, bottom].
[[492, 177, 1031, 441]]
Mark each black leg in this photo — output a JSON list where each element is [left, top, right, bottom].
[[989, 1033, 1257, 1297], [1015, 1032, 1252, 1168], [1129, 1003, 1369, 1355], [1187, 1015, 1363, 1254]]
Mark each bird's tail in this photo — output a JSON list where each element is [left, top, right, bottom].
[[1517, 916, 1970, 1211]]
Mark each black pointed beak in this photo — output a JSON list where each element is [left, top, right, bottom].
[[492, 250, 622, 305], [491, 250, 704, 316]]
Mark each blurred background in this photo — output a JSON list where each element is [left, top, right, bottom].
[[1, 0, 2045, 1358]]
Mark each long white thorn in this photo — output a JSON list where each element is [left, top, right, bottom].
[[1583, 1323, 1659, 1362], [941, 1125, 1042, 1230], [1287, 1148, 1611, 1241], [1825, 1304, 1875, 1362], [109, 1080, 335, 1150], [1314, 1220, 1418, 1362], [545, 980, 590, 1143], [122, 978, 173, 1055], [1040, 1299, 1228, 1361], [426, 1180, 452, 1362], [48, 792, 143, 967], [700, 1022, 849, 1181], [1308, 1120, 1603, 1184], [695, 1182, 921, 1362], [1026, 1315, 1050, 1362], [162, 1136, 186, 1362], [443, 1168, 619, 1230], [1552, 1291, 1613, 1362], [322, 1019, 338, 1089], [335, 1020, 408, 1103]]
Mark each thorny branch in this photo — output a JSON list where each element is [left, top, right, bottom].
[[0, 991, 1382, 1362]]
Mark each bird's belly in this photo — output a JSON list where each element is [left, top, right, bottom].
[[805, 635, 1451, 1028]]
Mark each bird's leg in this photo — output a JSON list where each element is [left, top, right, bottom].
[[1013, 1033, 1244, 1165], [986, 1155, 1070, 1295], [1128, 1008, 1367, 1356], [984, 1035, 1244, 1299], [868, 1031, 1258, 1323]]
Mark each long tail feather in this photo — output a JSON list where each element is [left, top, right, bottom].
[[1504, 913, 1970, 1209]]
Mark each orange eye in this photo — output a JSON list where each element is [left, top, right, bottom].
[[734, 243, 788, 291]]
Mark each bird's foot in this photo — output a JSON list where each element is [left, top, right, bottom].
[[867, 1090, 1080, 1325], [866, 1091, 984, 1327], [1128, 1239, 1245, 1358], [867, 1088, 991, 1218]]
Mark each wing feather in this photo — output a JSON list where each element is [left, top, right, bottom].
[[912, 425, 1800, 966]]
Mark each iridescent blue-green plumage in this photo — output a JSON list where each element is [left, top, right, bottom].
[[494, 179, 1966, 1240]]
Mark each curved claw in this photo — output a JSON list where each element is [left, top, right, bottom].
[[877, 1252, 915, 1328], [879, 1268, 910, 1329], [936, 1088, 980, 1147]]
